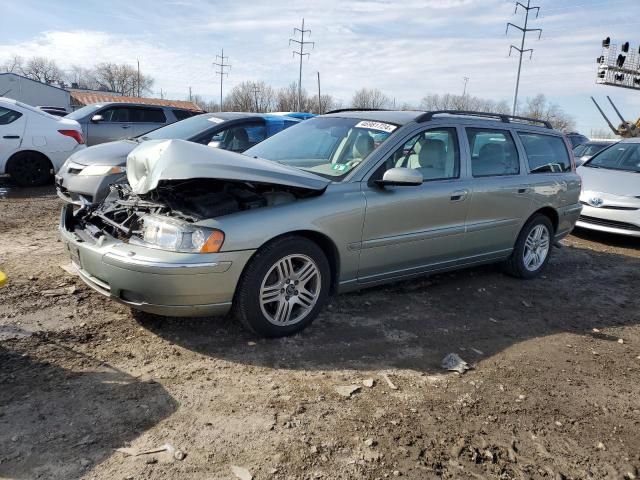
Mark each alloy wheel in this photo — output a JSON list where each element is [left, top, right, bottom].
[[259, 254, 321, 326], [523, 224, 550, 272]]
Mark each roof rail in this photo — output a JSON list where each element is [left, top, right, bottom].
[[416, 110, 553, 129], [324, 108, 389, 115]]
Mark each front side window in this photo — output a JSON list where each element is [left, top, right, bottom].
[[467, 128, 520, 177], [0, 107, 22, 125], [519, 132, 571, 173], [380, 128, 460, 181], [585, 142, 640, 173], [245, 116, 396, 180], [101, 107, 131, 123]]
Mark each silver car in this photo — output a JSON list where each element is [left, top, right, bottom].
[[60, 110, 581, 337], [576, 138, 640, 236], [65, 102, 200, 146]]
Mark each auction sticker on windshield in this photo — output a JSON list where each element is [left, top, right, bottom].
[[355, 121, 397, 133]]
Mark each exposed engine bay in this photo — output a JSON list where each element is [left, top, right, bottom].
[[70, 178, 320, 243]]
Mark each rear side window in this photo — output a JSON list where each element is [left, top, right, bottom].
[[518, 133, 571, 173], [466, 128, 520, 177], [0, 107, 22, 125], [245, 125, 267, 145], [133, 108, 166, 123], [172, 109, 194, 121]]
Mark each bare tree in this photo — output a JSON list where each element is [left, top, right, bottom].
[[419, 93, 510, 115], [190, 94, 219, 113], [351, 88, 390, 109], [64, 65, 100, 90], [308, 94, 337, 114], [520, 94, 575, 131], [276, 82, 309, 111], [224, 81, 275, 112], [92, 63, 154, 97], [21, 56, 64, 85], [1, 55, 24, 74]]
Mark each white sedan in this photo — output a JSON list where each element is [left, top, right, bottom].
[[577, 138, 640, 237], [0, 97, 85, 186]]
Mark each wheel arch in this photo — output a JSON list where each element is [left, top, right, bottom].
[[530, 206, 559, 233], [250, 230, 341, 295], [5, 149, 53, 174]]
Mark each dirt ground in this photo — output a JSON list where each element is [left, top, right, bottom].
[[1, 178, 639, 480]]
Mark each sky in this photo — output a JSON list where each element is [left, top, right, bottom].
[[1, 0, 640, 134]]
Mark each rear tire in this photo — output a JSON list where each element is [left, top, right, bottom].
[[234, 236, 330, 338], [504, 214, 554, 279], [8, 152, 53, 187]]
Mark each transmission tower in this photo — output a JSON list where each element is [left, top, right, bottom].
[[506, 0, 542, 115], [289, 18, 314, 111], [213, 48, 231, 112]]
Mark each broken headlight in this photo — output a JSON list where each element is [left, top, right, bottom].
[[139, 214, 224, 253]]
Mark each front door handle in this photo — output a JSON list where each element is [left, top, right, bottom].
[[450, 189, 469, 202], [3, 135, 20, 139]]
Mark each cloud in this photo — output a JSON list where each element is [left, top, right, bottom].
[[1, 0, 640, 133]]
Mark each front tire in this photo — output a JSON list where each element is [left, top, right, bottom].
[[504, 214, 554, 279], [234, 236, 330, 337], [8, 152, 52, 187]]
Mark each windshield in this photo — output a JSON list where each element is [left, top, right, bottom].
[[244, 116, 396, 180], [585, 142, 640, 172], [141, 113, 213, 140], [65, 104, 102, 120], [579, 143, 614, 157]]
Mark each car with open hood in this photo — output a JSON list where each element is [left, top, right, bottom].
[[576, 138, 640, 237], [60, 110, 581, 337], [55, 112, 300, 204]]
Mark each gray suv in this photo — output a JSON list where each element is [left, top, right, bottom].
[[65, 102, 200, 146], [60, 110, 582, 338]]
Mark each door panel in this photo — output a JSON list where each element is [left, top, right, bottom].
[[88, 107, 134, 145], [0, 107, 26, 166], [358, 126, 470, 282], [359, 180, 471, 281], [461, 127, 532, 257]]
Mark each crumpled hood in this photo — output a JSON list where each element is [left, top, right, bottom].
[[577, 165, 640, 197], [126, 139, 330, 195], [70, 139, 137, 167]]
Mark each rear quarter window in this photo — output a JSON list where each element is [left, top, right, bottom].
[[518, 133, 571, 173], [172, 109, 195, 121]]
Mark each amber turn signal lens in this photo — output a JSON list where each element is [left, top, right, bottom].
[[200, 230, 225, 253]]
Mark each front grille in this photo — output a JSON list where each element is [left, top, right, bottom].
[[580, 201, 638, 211], [579, 215, 640, 231]]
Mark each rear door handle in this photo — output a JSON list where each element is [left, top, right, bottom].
[[3, 135, 20, 139], [450, 189, 469, 201], [121, 125, 131, 129], [517, 187, 528, 194]]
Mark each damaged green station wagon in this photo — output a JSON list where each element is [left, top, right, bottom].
[[60, 110, 581, 337]]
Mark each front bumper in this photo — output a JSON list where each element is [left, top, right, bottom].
[[55, 169, 126, 205], [59, 205, 256, 316], [576, 204, 640, 237]]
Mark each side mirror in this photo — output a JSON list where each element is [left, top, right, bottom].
[[91, 114, 104, 122], [207, 141, 222, 149], [376, 167, 423, 187]]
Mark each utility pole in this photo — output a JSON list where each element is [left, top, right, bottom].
[[462, 76, 469, 97], [213, 49, 231, 112], [137, 59, 140, 97], [289, 18, 314, 111], [506, 0, 542, 115], [317, 72, 321, 114], [189, 86, 192, 102], [252, 84, 261, 112]]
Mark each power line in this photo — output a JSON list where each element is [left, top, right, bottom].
[[289, 18, 314, 112], [213, 48, 230, 112], [507, 0, 542, 115]]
